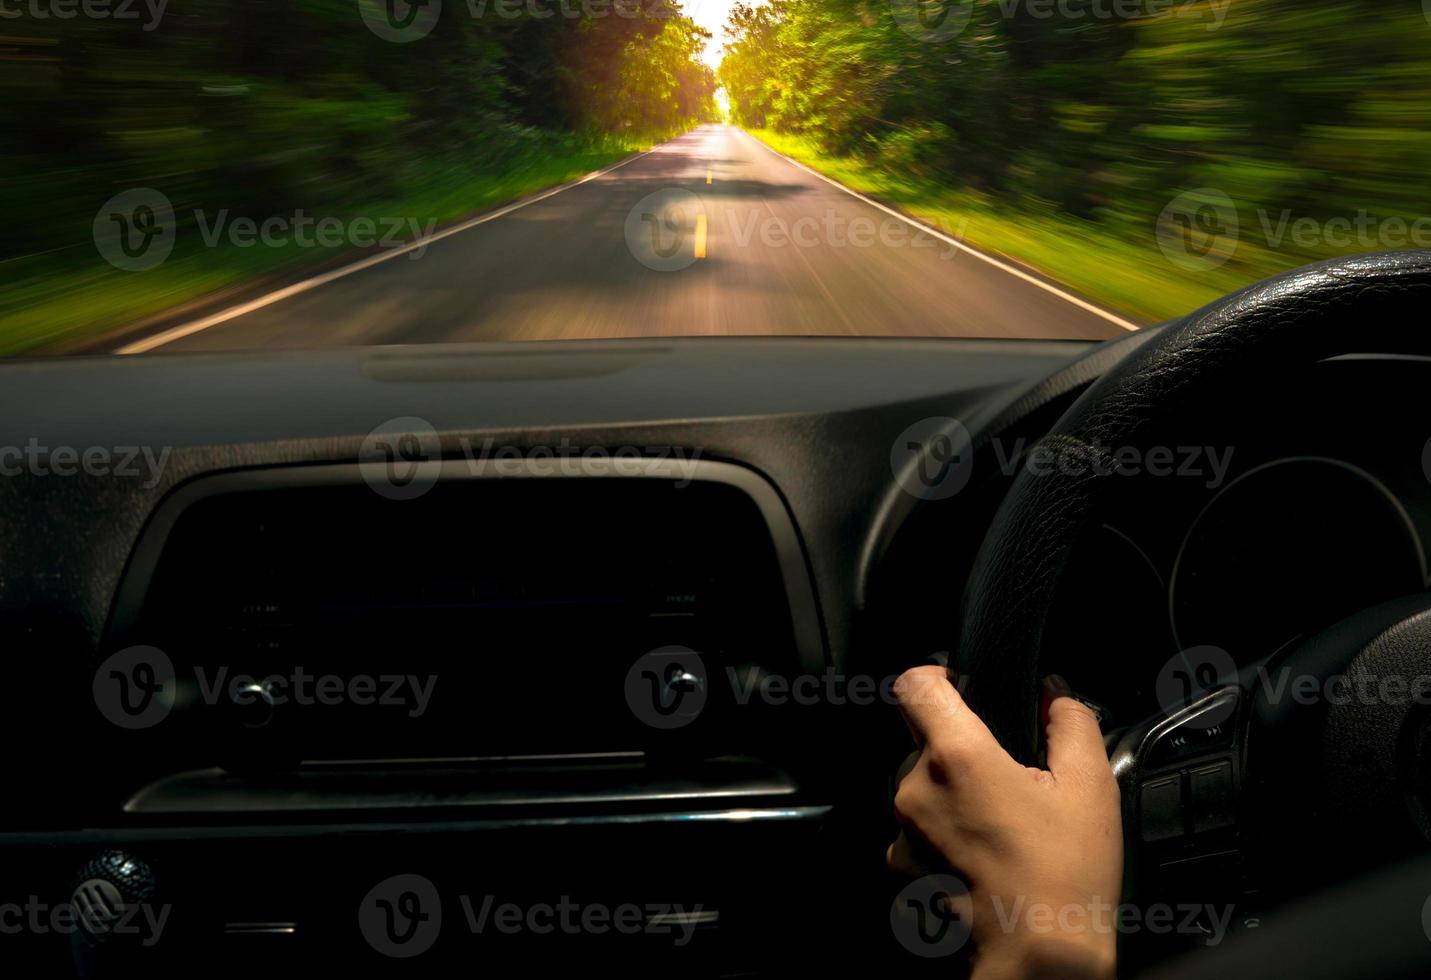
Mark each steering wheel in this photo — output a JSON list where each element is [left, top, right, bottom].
[[954, 250, 1431, 970]]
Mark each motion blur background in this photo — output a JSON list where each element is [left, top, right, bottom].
[[3, 0, 1430, 353]]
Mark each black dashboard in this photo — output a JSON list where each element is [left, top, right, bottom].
[[0, 338, 1087, 975], [3, 336, 1431, 974]]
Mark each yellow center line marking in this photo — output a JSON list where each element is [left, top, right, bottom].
[[706, 169, 712, 185], [694, 213, 708, 259]]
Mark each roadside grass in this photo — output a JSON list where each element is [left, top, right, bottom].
[[740, 128, 1302, 326], [3, 130, 668, 356]]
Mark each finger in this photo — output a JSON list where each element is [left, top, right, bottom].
[[886, 831, 934, 877], [893, 666, 1006, 785], [892, 666, 993, 746], [1043, 674, 1111, 784], [893, 666, 951, 749]]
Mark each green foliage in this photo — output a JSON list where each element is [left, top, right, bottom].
[[607, 19, 719, 130], [721, 0, 1431, 317], [0, 0, 715, 350]]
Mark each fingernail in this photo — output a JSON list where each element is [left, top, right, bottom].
[[1075, 696, 1105, 725], [1043, 674, 1071, 697]]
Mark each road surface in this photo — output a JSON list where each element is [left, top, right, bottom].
[[118, 125, 1136, 353]]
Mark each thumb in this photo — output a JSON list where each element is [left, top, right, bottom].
[[1042, 675, 1109, 785]]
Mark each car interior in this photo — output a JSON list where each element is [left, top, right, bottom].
[[4, 251, 1431, 976]]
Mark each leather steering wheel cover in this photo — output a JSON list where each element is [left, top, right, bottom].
[[955, 250, 1431, 764]]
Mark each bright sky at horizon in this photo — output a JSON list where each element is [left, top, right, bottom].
[[683, 0, 740, 68]]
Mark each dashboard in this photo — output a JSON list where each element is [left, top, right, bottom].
[[2, 336, 1429, 974], [0, 338, 1088, 975]]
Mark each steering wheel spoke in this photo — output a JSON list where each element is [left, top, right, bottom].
[[1087, 685, 1278, 969]]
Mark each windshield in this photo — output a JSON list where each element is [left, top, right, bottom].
[[4, 0, 1427, 354]]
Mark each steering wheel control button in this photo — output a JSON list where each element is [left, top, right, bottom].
[[1147, 715, 1234, 768], [1144, 687, 1240, 769], [1140, 776, 1185, 843], [1189, 760, 1237, 834]]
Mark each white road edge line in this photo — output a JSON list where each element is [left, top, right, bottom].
[[735, 128, 1142, 332], [114, 143, 668, 354]]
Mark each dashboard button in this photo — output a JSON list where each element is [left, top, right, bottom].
[[1140, 776, 1184, 842], [1146, 689, 1238, 767], [1189, 760, 1236, 833]]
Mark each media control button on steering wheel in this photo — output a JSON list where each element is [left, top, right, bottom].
[[1115, 687, 1243, 846], [1143, 688, 1239, 770]]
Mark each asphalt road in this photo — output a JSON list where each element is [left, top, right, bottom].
[[120, 125, 1135, 353]]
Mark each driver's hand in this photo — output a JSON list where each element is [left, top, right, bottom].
[[888, 667, 1121, 980]]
